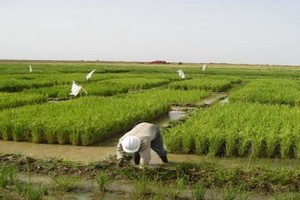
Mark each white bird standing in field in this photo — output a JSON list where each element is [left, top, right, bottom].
[[177, 69, 185, 79], [70, 81, 88, 96], [86, 69, 96, 80], [29, 65, 32, 73], [202, 64, 206, 76]]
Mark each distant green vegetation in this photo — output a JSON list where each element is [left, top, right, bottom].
[[0, 92, 47, 110], [168, 76, 241, 92], [22, 77, 172, 99], [230, 78, 300, 106]]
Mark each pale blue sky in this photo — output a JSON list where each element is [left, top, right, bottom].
[[1, 0, 300, 65]]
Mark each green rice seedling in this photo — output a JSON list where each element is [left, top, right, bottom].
[[0, 165, 17, 189], [294, 135, 300, 159], [164, 130, 184, 153], [181, 131, 196, 153], [230, 78, 300, 106], [132, 175, 151, 199], [176, 176, 186, 192], [222, 186, 242, 200], [191, 184, 206, 200], [237, 138, 252, 157], [29, 123, 46, 143], [50, 175, 81, 192], [194, 134, 209, 155], [0, 92, 46, 110], [1, 125, 13, 141], [21, 182, 47, 200], [279, 129, 294, 158], [207, 131, 226, 157], [225, 130, 239, 157], [0, 88, 209, 145], [12, 126, 25, 142], [265, 134, 277, 158], [150, 193, 165, 200], [95, 171, 111, 192], [69, 127, 81, 146], [168, 77, 237, 92], [101, 77, 171, 90]]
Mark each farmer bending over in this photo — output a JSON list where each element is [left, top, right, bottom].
[[116, 122, 168, 168]]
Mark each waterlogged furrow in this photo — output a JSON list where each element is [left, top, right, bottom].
[[164, 102, 300, 158], [0, 89, 210, 146], [168, 76, 241, 92], [230, 78, 300, 105]]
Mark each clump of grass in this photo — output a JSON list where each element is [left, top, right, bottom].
[[191, 184, 206, 200], [51, 175, 81, 192], [132, 175, 151, 199], [0, 165, 17, 189], [0, 165, 47, 200], [17, 182, 47, 200], [95, 171, 111, 192], [222, 186, 244, 200], [176, 176, 186, 191]]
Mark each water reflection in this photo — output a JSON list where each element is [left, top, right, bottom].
[[168, 110, 187, 120]]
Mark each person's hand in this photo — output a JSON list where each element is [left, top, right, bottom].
[[139, 164, 146, 169], [117, 159, 124, 167]]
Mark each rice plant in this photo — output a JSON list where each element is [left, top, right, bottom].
[[165, 102, 300, 158], [50, 175, 81, 192], [132, 175, 151, 199], [230, 78, 300, 106], [95, 172, 111, 192], [191, 184, 206, 200], [0, 89, 209, 146], [0, 165, 17, 189]]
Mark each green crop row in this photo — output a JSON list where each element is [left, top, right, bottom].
[[0, 89, 210, 146], [100, 77, 171, 90], [168, 77, 241, 92], [22, 77, 171, 99], [230, 78, 300, 106], [0, 93, 47, 110], [164, 102, 300, 159], [0, 73, 89, 92]]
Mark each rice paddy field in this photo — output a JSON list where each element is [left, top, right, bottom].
[[1, 60, 300, 199]]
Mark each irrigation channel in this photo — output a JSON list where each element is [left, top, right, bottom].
[[2, 93, 276, 200]]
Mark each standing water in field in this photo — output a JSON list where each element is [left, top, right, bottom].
[[219, 97, 229, 105], [150, 106, 190, 127]]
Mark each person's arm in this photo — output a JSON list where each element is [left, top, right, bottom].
[[116, 142, 125, 166]]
